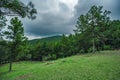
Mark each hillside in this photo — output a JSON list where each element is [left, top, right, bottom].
[[0, 50, 120, 80], [29, 35, 62, 44]]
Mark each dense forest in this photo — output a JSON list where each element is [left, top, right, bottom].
[[0, 0, 120, 72]]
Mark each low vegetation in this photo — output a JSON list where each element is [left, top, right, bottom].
[[0, 50, 120, 80]]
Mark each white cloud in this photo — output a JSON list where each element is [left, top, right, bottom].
[[26, 33, 42, 40], [59, 0, 78, 10]]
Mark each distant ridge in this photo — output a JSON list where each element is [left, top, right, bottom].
[[29, 35, 62, 44]]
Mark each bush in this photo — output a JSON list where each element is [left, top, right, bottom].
[[43, 54, 57, 61], [79, 49, 84, 54], [103, 45, 111, 50], [88, 47, 93, 53]]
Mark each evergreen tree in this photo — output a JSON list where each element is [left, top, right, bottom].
[[105, 20, 120, 49], [0, 0, 37, 19], [0, 16, 7, 40], [4, 17, 27, 71], [75, 5, 111, 52], [0, 0, 37, 40]]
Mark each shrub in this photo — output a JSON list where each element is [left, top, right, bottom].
[[103, 45, 111, 50]]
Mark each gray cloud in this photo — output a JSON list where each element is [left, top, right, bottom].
[[20, 0, 120, 39], [22, 0, 75, 38], [75, 0, 99, 17], [75, 0, 120, 19]]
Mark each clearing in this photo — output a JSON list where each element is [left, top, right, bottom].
[[0, 50, 120, 80]]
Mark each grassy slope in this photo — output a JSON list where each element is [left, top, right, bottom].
[[0, 50, 120, 80]]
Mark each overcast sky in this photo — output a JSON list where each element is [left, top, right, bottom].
[[20, 0, 120, 40]]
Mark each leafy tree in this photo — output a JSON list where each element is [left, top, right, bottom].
[[4, 17, 27, 71]]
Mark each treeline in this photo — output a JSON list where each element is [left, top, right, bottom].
[[26, 6, 120, 61], [1, 20, 120, 63], [25, 19, 120, 61], [0, 5, 120, 66]]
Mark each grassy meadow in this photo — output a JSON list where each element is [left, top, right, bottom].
[[0, 50, 120, 80]]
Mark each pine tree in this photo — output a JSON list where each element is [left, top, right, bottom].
[[75, 5, 111, 53], [4, 17, 27, 71]]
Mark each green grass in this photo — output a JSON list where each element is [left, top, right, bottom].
[[0, 50, 120, 80]]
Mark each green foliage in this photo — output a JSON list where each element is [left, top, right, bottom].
[[29, 35, 62, 44], [74, 5, 111, 53], [0, 0, 37, 41], [0, 16, 7, 40], [43, 54, 57, 61], [5, 5, 118, 63], [103, 45, 111, 50], [0, 16, 7, 28], [0, 41, 9, 64], [104, 20, 120, 49], [0, 0, 37, 19], [88, 47, 93, 53], [0, 5, 120, 69], [0, 50, 120, 80], [4, 17, 28, 71], [0, 0, 37, 63]]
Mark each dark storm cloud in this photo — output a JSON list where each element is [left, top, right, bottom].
[[22, 0, 75, 38], [21, 0, 120, 39], [74, 0, 99, 17], [75, 0, 120, 19], [24, 13, 74, 36], [114, 0, 120, 19]]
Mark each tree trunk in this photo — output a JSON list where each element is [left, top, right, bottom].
[[9, 48, 13, 72], [9, 55, 12, 72], [93, 37, 95, 53], [92, 31, 95, 53]]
